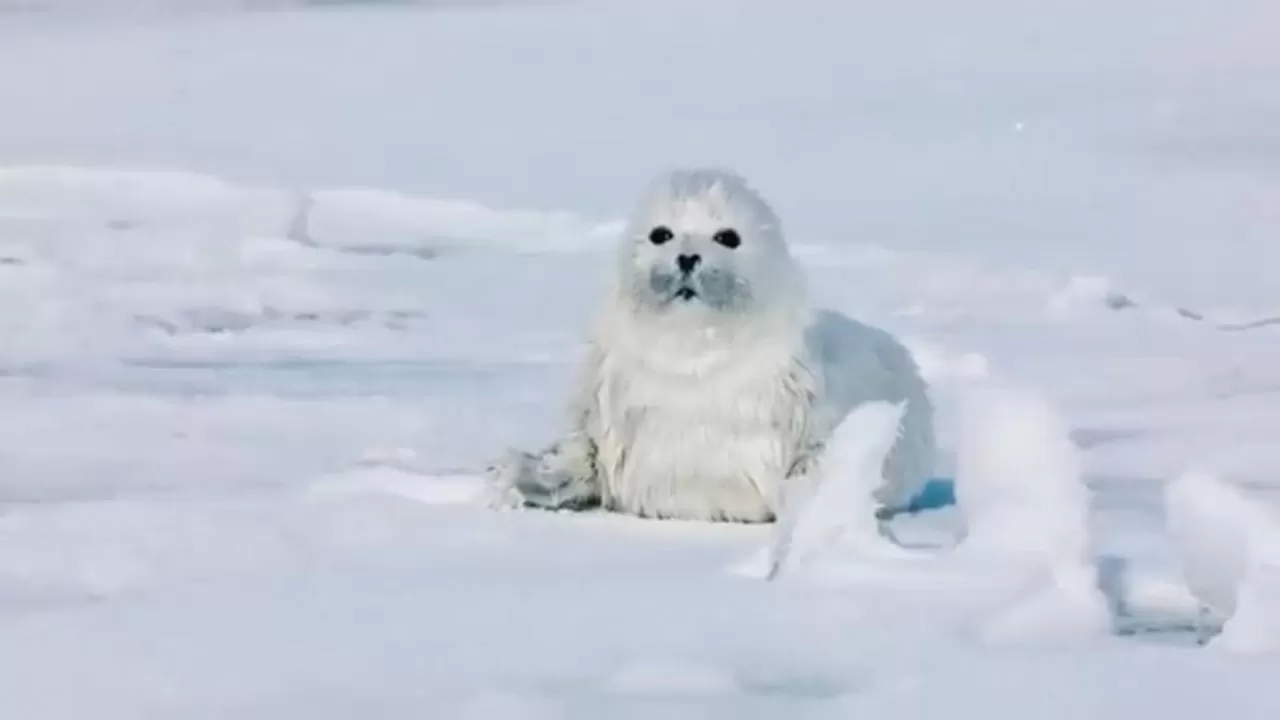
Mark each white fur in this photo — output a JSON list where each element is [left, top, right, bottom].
[[487, 168, 935, 522]]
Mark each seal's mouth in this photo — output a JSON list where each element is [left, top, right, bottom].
[[674, 287, 698, 301]]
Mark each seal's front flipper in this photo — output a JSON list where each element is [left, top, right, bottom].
[[484, 436, 601, 512]]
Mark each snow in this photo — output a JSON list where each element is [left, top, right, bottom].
[[1165, 471, 1280, 651], [951, 387, 1111, 644], [760, 387, 1108, 647], [764, 400, 912, 580], [2, 0, 1280, 717], [1165, 472, 1259, 622], [953, 387, 1092, 565]]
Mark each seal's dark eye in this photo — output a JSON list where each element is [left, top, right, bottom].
[[712, 228, 741, 249], [648, 226, 674, 245]]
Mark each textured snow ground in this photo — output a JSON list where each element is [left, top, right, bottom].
[[2, 1, 1280, 718]]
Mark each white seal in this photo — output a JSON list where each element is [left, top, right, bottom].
[[487, 168, 935, 522]]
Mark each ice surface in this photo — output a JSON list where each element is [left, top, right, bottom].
[[1, 0, 1280, 716]]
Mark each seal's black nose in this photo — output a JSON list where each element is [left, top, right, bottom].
[[677, 254, 701, 274]]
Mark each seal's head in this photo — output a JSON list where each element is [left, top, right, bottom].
[[615, 169, 806, 330]]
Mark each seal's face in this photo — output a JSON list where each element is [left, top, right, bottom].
[[641, 222, 751, 312], [619, 169, 802, 322]]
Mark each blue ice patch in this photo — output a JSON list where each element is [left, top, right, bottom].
[[878, 477, 956, 519]]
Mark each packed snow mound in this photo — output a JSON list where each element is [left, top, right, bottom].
[[1165, 471, 1260, 619], [756, 386, 1108, 645], [952, 386, 1109, 643], [954, 385, 1092, 564], [1165, 470, 1280, 652], [765, 400, 911, 580]]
